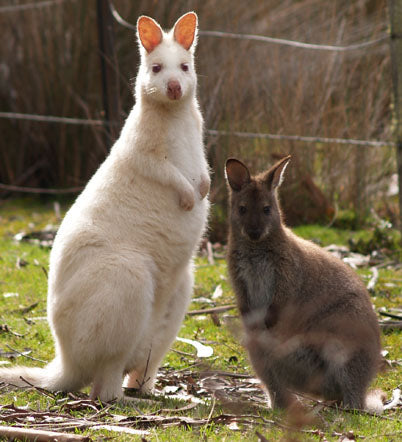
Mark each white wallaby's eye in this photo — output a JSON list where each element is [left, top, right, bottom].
[[239, 205, 247, 215], [152, 64, 162, 73], [263, 206, 271, 215], [181, 63, 189, 72]]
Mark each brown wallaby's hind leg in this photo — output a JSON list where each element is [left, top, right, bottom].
[[247, 343, 294, 409], [263, 368, 295, 409], [323, 349, 373, 410]]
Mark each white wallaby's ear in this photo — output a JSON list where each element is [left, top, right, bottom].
[[137, 16, 163, 53], [173, 12, 198, 50], [225, 158, 251, 192], [265, 155, 291, 190]]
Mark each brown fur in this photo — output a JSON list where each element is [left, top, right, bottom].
[[225, 156, 382, 411]]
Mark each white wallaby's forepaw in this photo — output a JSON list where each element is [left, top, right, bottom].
[[199, 174, 210, 200], [179, 187, 195, 211]]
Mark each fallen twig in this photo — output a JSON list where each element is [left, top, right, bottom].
[[90, 424, 149, 436], [0, 426, 91, 442], [200, 396, 216, 439], [6, 344, 47, 364], [367, 266, 379, 291], [0, 323, 24, 337], [379, 321, 402, 331], [136, 346, 152, 391], [12, 301, 39, 314], [19, 376, 59, 399], [170, 348, 195, 357], [206, 241, 215, 265], [379, 311, 402, 320], [200, 370, 253, 379], [187, 305, 237, 316]]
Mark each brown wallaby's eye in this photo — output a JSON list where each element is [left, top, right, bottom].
[[239, 206, 247, 215], [181, 63, 189, 72], [263, 206, 271, 215], [152, 64, 162, 73]]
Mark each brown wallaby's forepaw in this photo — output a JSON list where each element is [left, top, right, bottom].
[[179, 188, 195, 211], [199, 174, 210, 200]]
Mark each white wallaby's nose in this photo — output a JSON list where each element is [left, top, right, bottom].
[[167, 80, 182, 100]]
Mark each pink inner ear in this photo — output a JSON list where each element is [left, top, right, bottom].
[[174, 13, 197, 50], [138, 17, 163, 53]]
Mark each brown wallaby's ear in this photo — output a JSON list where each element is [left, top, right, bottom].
[[265, 155, 291, 190], [173, 12, 198, 50], [137, 16, 163, 53], [225, 158, 251, 191]]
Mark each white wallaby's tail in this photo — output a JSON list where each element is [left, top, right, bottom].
[[365, 389, 385, 414], [0, 358, 81, 393]]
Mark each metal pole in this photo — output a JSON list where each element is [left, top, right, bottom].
[[389, 0, 402, 237], [96, 0, 121, 146]]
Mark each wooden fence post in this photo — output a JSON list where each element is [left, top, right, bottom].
[[389, 0, 402, 237], [96, 0, 121, 146]]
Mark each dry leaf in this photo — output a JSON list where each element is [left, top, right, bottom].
[[383, 387, 401, 410], [90, 425, 149, 436], [212, 284, 223, 299], [176, 337, 213, 358], [3, 292, 19, 298], [338, 431, 356, 441], [16, 257, 28, 269]]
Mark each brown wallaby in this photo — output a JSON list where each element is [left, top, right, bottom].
[[225, 156, 383, 413]]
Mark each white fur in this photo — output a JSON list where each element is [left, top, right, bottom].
[[0, 13, 210, 402], [365, 390, 384, 415]]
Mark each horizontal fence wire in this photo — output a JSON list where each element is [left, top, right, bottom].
[[0, 111, 394, 148], [110, 2, 136, 31], [199, 30, 389, 52], [206, 129, 395, 148], [0, 112, 106, 126], [110, 2, 389, 52], [0, 182, 83, 194], [0, 0, 71, 13]]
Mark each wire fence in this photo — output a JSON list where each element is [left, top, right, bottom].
[[110, 2, 390, 52], [0, 112, 393, 148], [0, 112, 105, 127], [0, 0, 396, 195], [0, 0, 71, 14], [199, 30, 390, 52]]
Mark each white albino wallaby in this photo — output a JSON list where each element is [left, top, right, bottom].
[[0, 12, 210, 402]]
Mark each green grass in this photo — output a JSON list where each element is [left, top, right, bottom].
[[0, 198, 401, 441]]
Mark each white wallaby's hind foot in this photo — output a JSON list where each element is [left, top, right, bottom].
[[124, 370, 143, 390], [124, 266, 194, 396], [90, 360, 126, 402], [123, 348, 156, 395], [124, 371, 154, 395]]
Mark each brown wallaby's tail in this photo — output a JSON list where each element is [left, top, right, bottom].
[[365, 389, 386, 414]]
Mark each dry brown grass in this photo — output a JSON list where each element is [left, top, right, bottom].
[[0, 0, 395, 232]]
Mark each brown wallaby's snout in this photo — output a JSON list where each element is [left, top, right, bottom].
[[225, 155, 383, 414], [225, 156, 290, 242]]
